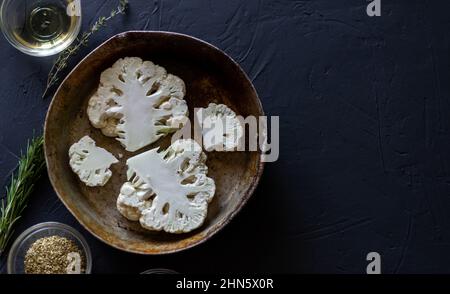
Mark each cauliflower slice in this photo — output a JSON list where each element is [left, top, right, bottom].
[[69, 136, 118, 187], [87, 57, 189, 152], [196, 103, 243, 151], [117, 139, 215, 233]]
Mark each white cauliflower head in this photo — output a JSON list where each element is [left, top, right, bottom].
[[196, 103, 243, 151], [117, 139, 215, 233], [87, 57, 189, 152], [69, 136, 118, 187]]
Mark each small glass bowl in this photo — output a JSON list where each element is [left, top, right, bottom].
[[7, 222, 92, 274], [141, 268, 178, 274], [0, 0, 82, 56]]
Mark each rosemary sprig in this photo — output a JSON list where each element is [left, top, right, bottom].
[[0, 136, 45, 255], [42, 0, 129, 98]]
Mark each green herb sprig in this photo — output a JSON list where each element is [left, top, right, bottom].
[[42, 0, 129, 98], [0, 136, 45, 255]]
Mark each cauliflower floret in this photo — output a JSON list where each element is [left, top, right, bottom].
[[196, 103, 243, 151], [87, 57, 189, 152], [117, 139, 215, 233], [69, 136, 118, 187]]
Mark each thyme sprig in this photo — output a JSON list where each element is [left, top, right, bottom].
[[0, 136, 45, 255], [42, 0, 129, 98]]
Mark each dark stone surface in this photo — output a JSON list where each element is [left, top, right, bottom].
[[1, 0, 450, 273]]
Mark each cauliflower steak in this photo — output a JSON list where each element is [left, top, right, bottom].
[[87, 57, 188, 152], [117, 139, 215, 233], [69, 136, 118, 187], [196, 103, 244, 151]]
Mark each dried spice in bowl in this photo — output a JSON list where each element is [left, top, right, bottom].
[[24, 235, 85, 274]]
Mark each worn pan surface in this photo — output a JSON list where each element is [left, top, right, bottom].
[[44, 31, 264, 254]]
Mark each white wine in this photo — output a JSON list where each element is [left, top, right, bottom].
[[1, 0, 81, 56]]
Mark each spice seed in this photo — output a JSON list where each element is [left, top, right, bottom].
[[24, 235, 85, 274]]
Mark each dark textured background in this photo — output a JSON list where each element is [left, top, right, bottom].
[[1, 0, 450, 274]]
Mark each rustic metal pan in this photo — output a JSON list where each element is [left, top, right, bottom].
[[44, 31, 264, 254]]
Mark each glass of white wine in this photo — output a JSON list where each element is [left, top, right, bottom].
[[0, 0, 81, 57]]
